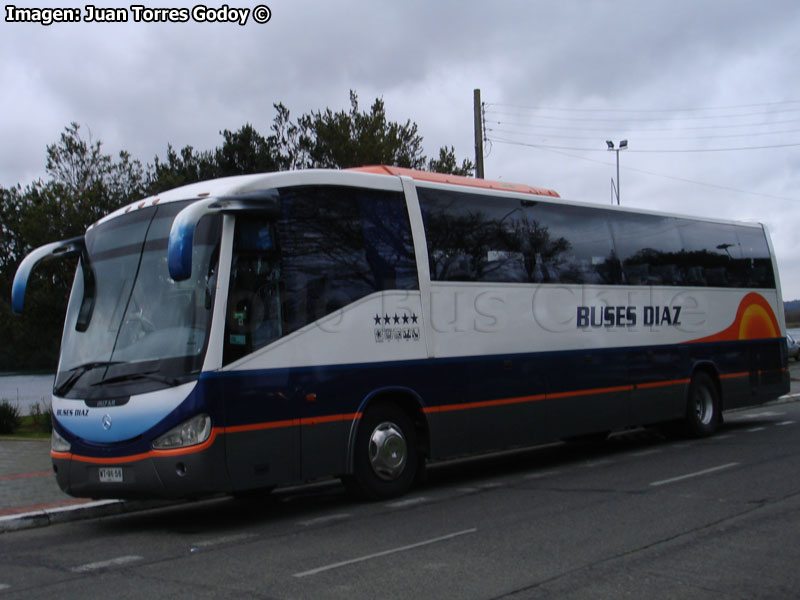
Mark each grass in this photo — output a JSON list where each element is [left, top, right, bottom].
[[0, 400, 51, 440], [0, 415, 50, 439]]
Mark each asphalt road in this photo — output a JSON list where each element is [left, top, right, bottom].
[[2, 397, 800, 598]]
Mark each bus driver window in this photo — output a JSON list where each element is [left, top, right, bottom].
[[224, 219, 283, 365]]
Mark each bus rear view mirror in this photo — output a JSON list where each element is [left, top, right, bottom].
[[168, 190, 280, 281], [12, 236, 85, 314]]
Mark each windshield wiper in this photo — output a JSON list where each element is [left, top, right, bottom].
[[93, 371, 181, 387], [54, 361, 124, 396]]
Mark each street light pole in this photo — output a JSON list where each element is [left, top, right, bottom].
[[606, 139, 628, 205]]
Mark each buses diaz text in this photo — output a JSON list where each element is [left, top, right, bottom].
[[577, 305, 682, 329]]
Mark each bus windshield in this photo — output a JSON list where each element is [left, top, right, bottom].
[[55, 200, 221, 399]]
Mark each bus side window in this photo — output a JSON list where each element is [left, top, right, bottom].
[[223, 219, 282, 365]]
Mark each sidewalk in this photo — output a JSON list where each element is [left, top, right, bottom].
[[0, 438, 171, 533]]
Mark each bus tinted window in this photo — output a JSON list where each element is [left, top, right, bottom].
[[532, 203, 619, 284], [612, 214, 683, 285], [418, 187, 774, 289], [418, 188, 619, 285], [224, 186, 417, 363], [735, 226, 775, 288], [279, 186, 417, 333]]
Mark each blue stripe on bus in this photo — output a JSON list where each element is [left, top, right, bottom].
[[55, 337, 786, 461]]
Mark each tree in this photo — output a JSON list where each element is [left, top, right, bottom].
[[214, 123, 283, 177], [147, 144, 217, 195], [0, 123, 147, 370], [297, 91, 426, 170], [1, 95, 474, 370], [146, 92, 473, 191], [427, 145, 474, 176]]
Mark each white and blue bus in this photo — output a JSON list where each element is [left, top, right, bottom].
[[12, 166, 789, 499]]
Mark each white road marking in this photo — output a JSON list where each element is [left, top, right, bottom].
[[71, 555, 143, 573], [631, 449, 662, 457], [742, 411, 784, 419], [293, 528, 478, 578], [747, 426, 766, 432], [0, 583, 9, 590], [297, 514, 352, 527], [650, 462, 739, 487], [524, 470, 563, 479], [776, 420, 796, 426], [476, 482, 502, 489], [386, 497, 429, 508], [190, 533, 256, 551], [583, 459, 616, 468]]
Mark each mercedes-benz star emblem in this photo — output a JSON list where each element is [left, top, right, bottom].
[[102, 414, 112, 430]]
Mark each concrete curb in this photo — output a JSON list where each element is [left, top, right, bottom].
[[0, 499, 180, 534]]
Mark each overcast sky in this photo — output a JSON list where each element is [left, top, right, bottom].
[[3, 0, 800, 297]]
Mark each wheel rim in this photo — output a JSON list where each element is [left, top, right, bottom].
[[694, 386, 714, 425], [368, 421, 407, 481]]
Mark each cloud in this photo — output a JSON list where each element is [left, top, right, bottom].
[[2, 0, 800, 296]]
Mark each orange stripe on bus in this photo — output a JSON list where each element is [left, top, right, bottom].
[[720, 367, 786, 380], [548, 384, 633, 400], [299, 412, 362, 426], [425, 393, 548, 414], [51, 413, 364, 465], [719, 372, 748, 380], [53, 428, 225, 464], [424, 382, 641, 414], [636, 379, 690, 390], [423, 377, 699, 415], [225, 419, 299, 433]]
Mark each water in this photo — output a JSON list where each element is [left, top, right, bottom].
[[0, 373, 54, 415]]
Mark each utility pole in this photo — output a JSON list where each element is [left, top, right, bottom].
[[473, 89, 484, 179]]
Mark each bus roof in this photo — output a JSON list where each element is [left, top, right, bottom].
[[350, 165, 560, 198]]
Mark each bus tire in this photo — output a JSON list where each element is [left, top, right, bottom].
[[350, 403, 418, 500], [685, 372, 720, 437]]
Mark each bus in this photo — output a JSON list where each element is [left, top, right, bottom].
[[11, 165, 790, 500]]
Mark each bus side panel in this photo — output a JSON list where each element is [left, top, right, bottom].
[[423, 348, 631, 458], [422, 356, 549, 459], [294, 366, 379, 482], [209, 340, 787, 493], [629, 345, 689, 425], [204, 371, 300, 491], [544, 348, 631, 439], [713, 338, 788, 410]]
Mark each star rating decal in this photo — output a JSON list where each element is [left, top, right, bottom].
[[372, 312, 421, 343]]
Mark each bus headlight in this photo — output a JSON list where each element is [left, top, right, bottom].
[[51, 428, 71, 452], [153, 414, 212, 450]]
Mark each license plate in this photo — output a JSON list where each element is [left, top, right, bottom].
[[98, 467, 123, 483]]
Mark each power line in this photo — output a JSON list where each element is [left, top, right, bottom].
[[487, 138, 797, 203], [486, 125, 800, 142], [484, 116, 800, 134], [484, 99, 800, 114], [488, 136, 800, 153], [483, 106, 800, 123], [480, 97, 798, 202]]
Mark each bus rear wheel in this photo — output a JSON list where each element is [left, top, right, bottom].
[[349, 403, 418, 500], [685, 372, 720, 437]]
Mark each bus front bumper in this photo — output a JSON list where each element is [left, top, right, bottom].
[[51, 440, 230, 500]]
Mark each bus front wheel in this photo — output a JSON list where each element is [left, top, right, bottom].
[[349, 403, 418, 500], [685, 372, 720, 437]]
